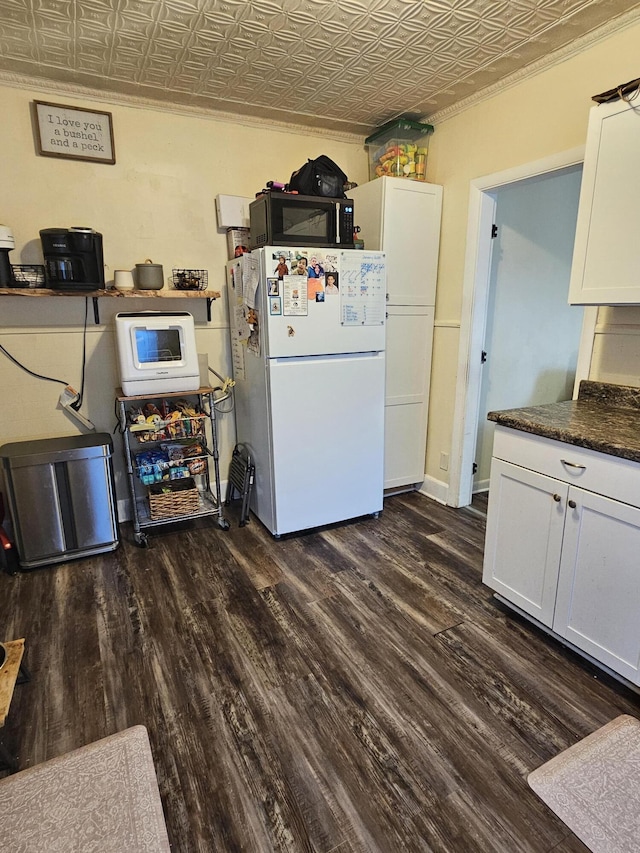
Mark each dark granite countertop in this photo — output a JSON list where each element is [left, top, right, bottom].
[[488, 381, 640, 464]]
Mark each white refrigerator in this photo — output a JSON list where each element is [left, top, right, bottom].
[[227, 246, 386, 536]]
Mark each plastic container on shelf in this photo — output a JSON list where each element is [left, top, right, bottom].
[[365, 119, 434, 182]]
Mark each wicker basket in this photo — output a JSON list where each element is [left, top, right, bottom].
[[148, 477, 199, 519]]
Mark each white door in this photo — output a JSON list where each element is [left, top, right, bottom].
[[483, 459, 567, 627], [268, 352, 385, 535], [554, 487, 640, 683]]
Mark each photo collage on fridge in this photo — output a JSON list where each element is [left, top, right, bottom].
[[267, 249, 340, 316]]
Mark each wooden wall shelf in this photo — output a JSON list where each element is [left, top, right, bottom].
[[0, 287, 221, 323]]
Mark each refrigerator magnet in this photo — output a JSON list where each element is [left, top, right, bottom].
[[267, 277, 279, 296], [283, 275, 308, 316], [307, 276, 323, 301], [270, 297, 282, 315], [325, 272, 339, 294], [273, 253, 290, 278]]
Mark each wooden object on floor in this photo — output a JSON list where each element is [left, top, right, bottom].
[[528, 714, 640, 853], [0, 639, 25, 727], [0, 725, 171, 852]]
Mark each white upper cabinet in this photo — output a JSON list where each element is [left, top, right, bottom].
[[569, 96, 640, 305], [349, 177, 442, 305]]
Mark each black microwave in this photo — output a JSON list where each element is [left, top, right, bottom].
[[249, 192, 354, 249]]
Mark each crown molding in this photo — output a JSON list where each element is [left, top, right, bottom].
[[425, 6, 640, 126], [0, 69, 366, 144]]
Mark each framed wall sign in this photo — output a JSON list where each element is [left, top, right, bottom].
[[34, 101, 116, 164]]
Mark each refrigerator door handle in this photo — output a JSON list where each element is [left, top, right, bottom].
[[271, 351, 384, 365]]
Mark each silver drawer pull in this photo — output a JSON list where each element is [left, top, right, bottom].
[[561, 459, 586, 470]]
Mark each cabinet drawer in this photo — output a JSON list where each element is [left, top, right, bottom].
[[492, 426, 640, 508]]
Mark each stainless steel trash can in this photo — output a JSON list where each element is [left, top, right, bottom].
[[0, 433, 119, 569]]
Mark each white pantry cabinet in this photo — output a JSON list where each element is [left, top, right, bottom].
[[350, 177, 442, 305], [483, 426, 640, 685], [569, 96, 640, 305], [349, 177, 442, 489]]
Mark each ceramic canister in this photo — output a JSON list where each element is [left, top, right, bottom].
[[135, 259, 164, 290], [113, 269, 134, 291]]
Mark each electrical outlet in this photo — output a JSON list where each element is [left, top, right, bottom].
[[439, 452, 449, 471]]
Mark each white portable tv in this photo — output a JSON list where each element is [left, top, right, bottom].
[[115, 311, 200, 396]]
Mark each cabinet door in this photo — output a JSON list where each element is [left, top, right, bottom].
[[384, 306, 434, 489], [569, 98, 640, 304], [553, 488, 640, 683], [483, 460, 567, 626], [383, 180, 442, 305], [348, 178, 442, 306]]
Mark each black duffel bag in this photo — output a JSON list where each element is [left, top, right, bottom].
[[288, 155, 347, 198]]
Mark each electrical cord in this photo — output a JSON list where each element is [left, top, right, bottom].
[[70, 297, 89, 411], [1, 297, 91, 427], [0, 343, 69, 386], [208, 366, 227, 385], [113, 398, 123, 435], [208, 365, 235, 414]]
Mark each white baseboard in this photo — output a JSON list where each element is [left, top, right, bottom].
[[473, 479, 490, 493], [418, 474, 449, 505]]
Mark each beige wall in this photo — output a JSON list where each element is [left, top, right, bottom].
[[0, 84, 368, 514], [425, 18, 640, 497]]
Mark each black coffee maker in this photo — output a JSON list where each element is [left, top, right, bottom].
[[40, 227, 105, 290]]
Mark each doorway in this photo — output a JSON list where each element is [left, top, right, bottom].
[[474, 166, 584, 491], [449, 148, 598, 507]]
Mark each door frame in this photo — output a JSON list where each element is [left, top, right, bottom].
[[448, 146, 598, 508]]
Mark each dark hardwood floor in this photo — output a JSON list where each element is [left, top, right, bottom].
[[1, 491, 638, 852]]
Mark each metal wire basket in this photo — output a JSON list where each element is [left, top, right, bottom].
[[172, 269, 208, 291], [10, 264, 46, 288]]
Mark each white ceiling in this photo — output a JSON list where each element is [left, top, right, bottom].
[[1, 0, 640, 135]]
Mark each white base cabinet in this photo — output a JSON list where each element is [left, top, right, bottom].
[[483, 459, 566, 627], [483, 426, 640, 685], [555, 490, 640, 683], [384, 305, 434, 489]]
